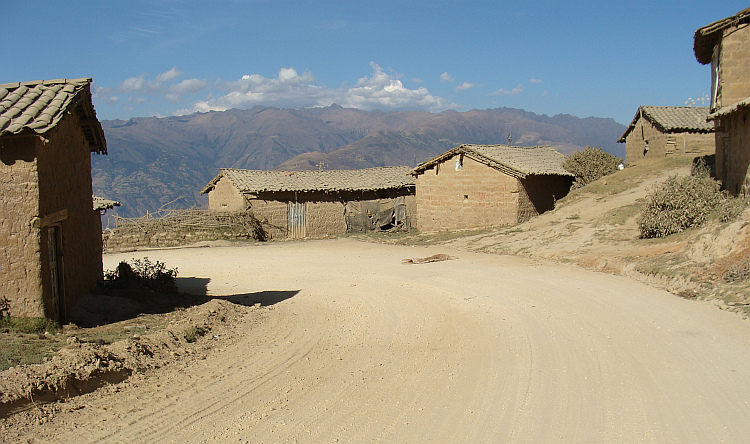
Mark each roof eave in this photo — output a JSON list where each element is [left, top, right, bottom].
[[694, 7, 750, 64]]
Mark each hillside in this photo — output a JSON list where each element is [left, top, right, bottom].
[[368, 156, 750, 315], [93, 105, 626, 220]]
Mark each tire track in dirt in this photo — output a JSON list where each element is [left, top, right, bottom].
[[12, 239, 750, 443]]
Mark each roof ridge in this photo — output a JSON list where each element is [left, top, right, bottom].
[[0, 78, 92, 90]]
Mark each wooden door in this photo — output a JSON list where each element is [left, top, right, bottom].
[[47, 225, 64, 322]]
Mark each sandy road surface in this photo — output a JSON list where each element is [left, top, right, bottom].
[[22, 239, 750, 442]]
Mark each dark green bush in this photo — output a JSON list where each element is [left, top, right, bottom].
[[102, 257, 179, 294], [638, 171, 724, 239], [563, 147, 623, 189]]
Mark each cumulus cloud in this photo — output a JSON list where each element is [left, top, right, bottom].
[[440, 72, 455, 83], [170, 78, 208, 95], [181, 62, 455, 115], [490, 84, 524, 96], [456, 82, 477, 91], [157, 67, 183, 82], [529, 78, 542, 84], [97, 63, 459, 117], [119, 74, 148, 93]]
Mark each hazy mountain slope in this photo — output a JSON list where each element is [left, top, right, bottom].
[[275, 107, 625, 171], [93, 106, 626, 219]]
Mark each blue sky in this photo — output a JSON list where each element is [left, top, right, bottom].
[[3, 1, 747, 125]]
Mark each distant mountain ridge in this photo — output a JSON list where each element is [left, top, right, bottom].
[[93, 105, 626, 220]]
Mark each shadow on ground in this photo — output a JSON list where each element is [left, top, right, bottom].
[[69, 275, 299, 327]]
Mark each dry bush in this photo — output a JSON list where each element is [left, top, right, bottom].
[[638, 169, 723, 239], [563, 146, 623, 189]]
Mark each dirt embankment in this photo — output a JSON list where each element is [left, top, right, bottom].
[[0, 298, 257, 420]]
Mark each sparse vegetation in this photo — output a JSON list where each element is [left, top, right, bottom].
[[725, 260, 750, 283], [184, 325, 209, 343], [638, 168, 724, 239], [0, 317, 60, 335], [563, 146, 623, 189]]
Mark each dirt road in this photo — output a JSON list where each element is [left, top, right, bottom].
[[20, 239, 750, 442]]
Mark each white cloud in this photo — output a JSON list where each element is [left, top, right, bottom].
[[440, 72, 455, 83], [529, 78, 542, 84], [157, 67, 183, 82], [181, 62, 455, 115], [412, 78, 423, 84], [490, 84, 524, 96], [170, 78, 208, 95], [456, 82, 477, 91], [119, 74, 148, 92]]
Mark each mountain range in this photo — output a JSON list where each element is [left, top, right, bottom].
[[92, 105, 626, 221]]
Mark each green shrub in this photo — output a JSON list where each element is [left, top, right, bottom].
[[563, 147, 623, 189], [102, 257, 179, 294], [638, 172, 724, 239], [184, 325, 208, 343]]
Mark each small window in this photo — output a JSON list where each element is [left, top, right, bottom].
[[463, 195, 469, 202]]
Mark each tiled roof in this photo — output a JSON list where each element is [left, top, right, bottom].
[[618, 106, 713, 142], [412, 144, 572, 179], [708, 96, 750, 120], [0, 78, 106, 153], [93, 196, 121, 211], [201, 166, 415, 194], [694, 7, 750, 64]]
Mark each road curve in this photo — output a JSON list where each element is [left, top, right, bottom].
[[33, 239, 750, 442]]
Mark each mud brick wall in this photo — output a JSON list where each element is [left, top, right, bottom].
[[208, 176, 247, 213], [37, 115, 104, 321], [415, 155, 521, 232], [0, 136, 44, 317], [0, 115, 102, 320], [306, 200, 347, 237], [714, 24, 750, 192], [718, 24, 750, 109], [104, 226, 258, 251], [246, 197, 289, 239], [717, 107, 750, 194], [625, 118, 715, 165]]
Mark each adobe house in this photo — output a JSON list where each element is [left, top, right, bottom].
[[201, 166, 416, 239], [694, 7, 750, 193], [618, 106, 714, 165], [0, 78, 107, 322], [411, 144, 573, 232]]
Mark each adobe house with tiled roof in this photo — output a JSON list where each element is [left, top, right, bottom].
[[201, 166, 415, 239], [0, 78, 107, 322], [618, 106, 715, 165], [695, 7, 750, 193], [411, 144, 573, 232]]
